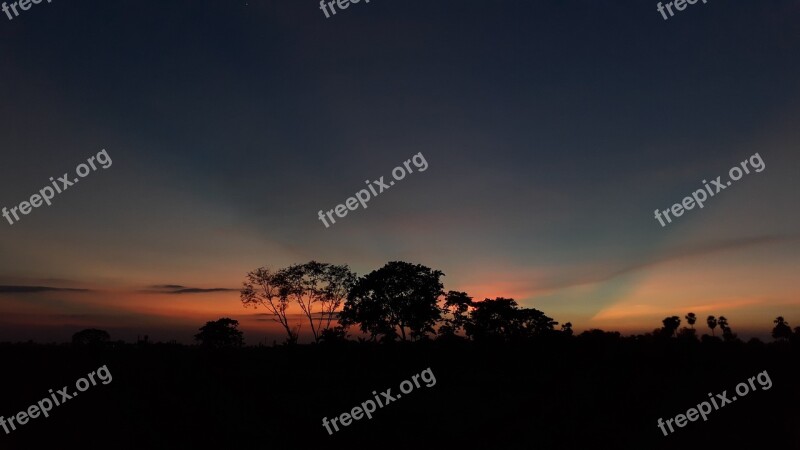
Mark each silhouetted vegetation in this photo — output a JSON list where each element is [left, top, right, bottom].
[[2, 261, 798, 449], [340, 261, 444, 342], [71, 328, 111, 346], [194, 318, 244, 348], [685, 312, 697, 329], [4, 318, 797, 449], [661, 316, 680, 338], [465, 297, 558, 342], [237, 261, 799, 352], [241, 262, 356, 344], [772, 316, 792, 341], [706, 315, 718, 337]]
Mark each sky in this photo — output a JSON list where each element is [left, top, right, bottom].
[[1, 0, 799, 344]]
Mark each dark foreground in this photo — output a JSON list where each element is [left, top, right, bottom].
[[0, 336, 798, 450]]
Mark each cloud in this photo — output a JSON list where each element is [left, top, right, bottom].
[[167, 288, 236, 294], [142, 285, 236, 294], [0, 285, 90, 294]]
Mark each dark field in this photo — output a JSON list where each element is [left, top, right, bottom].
[[1, 337, 797, 450]]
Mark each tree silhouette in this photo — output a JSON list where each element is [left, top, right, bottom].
[[465, 298, 519, 342], [438, 290, 474, 338], [319, 264, 357, 331], [279, 261, 356, 343], [194, 318, 244, 348], [718, 316, 737, 342], [661, 316, 681, 338], [517, 307, 559, 338], [561, 322, 573, 337], [707, 315, 718, 337], [241, 267, 296, 344], [340, 261, 444, 342], [72, 328, 111, 346], [772, 316, 792, 341], [464, 298, 557, 341], [685, 312, 697, 329]]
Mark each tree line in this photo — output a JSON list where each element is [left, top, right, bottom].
[[63, 260, 799, 347], [653, 313, 796, 343], [236, 260, 797, 346], [239, 260, 565, 344]]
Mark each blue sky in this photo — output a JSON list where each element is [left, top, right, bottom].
[[1, 0, 798, 343]]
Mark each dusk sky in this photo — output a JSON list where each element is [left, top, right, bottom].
[[1, 0, 798, 343]]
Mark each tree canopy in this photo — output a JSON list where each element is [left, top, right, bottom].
[[340, 261, 444, 342], [465, 298, 558, 342], [195, 318, 245, 348]]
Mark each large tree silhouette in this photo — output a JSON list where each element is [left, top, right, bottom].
[[465, 297, 518, 341], [438, 290, 474, 338], [465, 298, 557, 341], [340, 261, 444, 342], [517, 307, 559, 338], [279, 261, 356, 343], [241, 267, 296, 344], [195, 318, 244, 348]]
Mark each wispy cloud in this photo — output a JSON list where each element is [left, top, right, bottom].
[[167, 288, 236, 294], [142, 285, 236, 295], [0, 285, 90, 294]]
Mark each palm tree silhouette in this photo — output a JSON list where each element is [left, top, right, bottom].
[[707, 315, 718, 337], [662, 316, 681, 338], [718, 316, 736, 341], [685, 312, 697, 329], [772, 316, 792, 341]]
